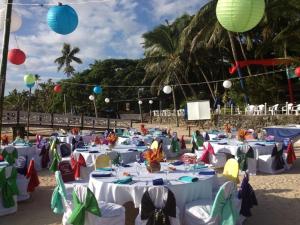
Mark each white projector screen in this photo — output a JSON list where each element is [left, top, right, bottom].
[[187, 100, 211, 120]]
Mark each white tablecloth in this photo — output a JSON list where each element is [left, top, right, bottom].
[[58, 135, 93, 144], [88, 162, 215, 214], [2, 145, 37, 165], [209, 140, 282, 157]]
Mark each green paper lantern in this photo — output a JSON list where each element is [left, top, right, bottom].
[[216, 0, 265, 33], [24, 74, 36, 85]]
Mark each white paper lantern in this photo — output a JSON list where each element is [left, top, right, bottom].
[[223, 80, 232, 89], [89, 95, 95, 101], [105, 98, 110, 103], [138, 100, 143, 105], [163, 85, 172, 94], [0, 9, 22, 32], [149, 100, 153, 104]]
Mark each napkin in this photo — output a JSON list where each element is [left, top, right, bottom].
[[114, 176, 132, 184], [194, 165, 208, 169], [171, 161, 184, 166], [128, 149, 138, 152], [152, 178, 164, 186], [89, 150, 99, 153], [121, 163, 131, 167], [96, 168, 113, 171], [178, 176, 199, 183], [76, 148, 88, 152], [198, 170, 215, 175], [217, 142, 227, 145], [91, 173, 111, 178]]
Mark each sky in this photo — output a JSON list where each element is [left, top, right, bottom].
[[0, 0, 209, 94]]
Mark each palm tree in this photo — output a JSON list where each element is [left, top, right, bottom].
[[54, 43, 82, 77], [142, 15, 196, 100]]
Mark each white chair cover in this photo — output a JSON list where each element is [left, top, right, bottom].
[[258, 144, 285, 174], [184, 181, 240, 225], [62, 185, 125, 225], [16, 173, 30, 201], [0, 166, 18, 216], [135, 186, 180, 225]]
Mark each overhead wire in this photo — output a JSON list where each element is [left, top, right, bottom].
[[0, 0, 115, 6]]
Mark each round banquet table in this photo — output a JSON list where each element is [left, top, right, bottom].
[[88, 162, 215, 220], [1, 144, 37, 166], [58, 134, 93, 144]]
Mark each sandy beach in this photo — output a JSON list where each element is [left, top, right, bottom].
[[0, 124, 299, 225]]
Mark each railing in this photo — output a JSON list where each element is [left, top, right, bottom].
[[1, 111, 132, 129]]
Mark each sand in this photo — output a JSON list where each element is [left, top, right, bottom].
[[0, 124, 299, 225]]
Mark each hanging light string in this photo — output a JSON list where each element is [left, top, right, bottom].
[[0, 0, 114, 6], [56, 68, 289, 88]]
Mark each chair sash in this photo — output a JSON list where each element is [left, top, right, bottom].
[[170, 138, 180, 153], [180, 135, 186, 149], [0, 167, 19, 208], [67, 186, 101, 225], [95, 155, 110, 169], [71, 154, 86, 179], [200, 142, 215, 164], [1, 148, 18, 165], [191, 132, 204, 148], [236, 146, 254, 171], [286, 143, 297, 164], [50, 143, 62, 172], [39, 144, 50, 168], [271, 145, 285, 171], [26, 160, 40, 192], [210, 182, 239, 225], [51, 171, 67, 214], [238, 174, 257, 217], [141, 189, 176, 225], [204, 132, 210, 141]]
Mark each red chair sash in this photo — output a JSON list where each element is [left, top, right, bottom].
[[26, 160, 40, 192], [200, 142, 215, 164], [71, 154, 86, 179]]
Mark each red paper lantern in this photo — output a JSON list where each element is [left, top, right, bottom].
[[8, 48, 26, 65], [54, 84, 62, 93], [295, 67, 300, 78]]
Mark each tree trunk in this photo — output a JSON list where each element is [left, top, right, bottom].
[[227, 31, 249, 105], [199, 68, 216, 102], [237, 34, 252, 76], [0, 0, 13, 139], [174, 73, 188, 101]]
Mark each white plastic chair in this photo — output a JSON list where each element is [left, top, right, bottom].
[[281, 103, 293, 114], [184, 181, 240, 225], [268, 104, 279, 115], [245, 105, 256, 115], [135, 187, 180, 225], [291, 104, 300, 115], [254, 104, 265, 115]]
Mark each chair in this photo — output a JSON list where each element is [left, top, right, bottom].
[[200, 142, 227, 168], [245, 105, 256, 115], [254, 104, 265, 115], [135, 187, 180, 225], [283, 142, 297, 170], [0, 166, 18, 216], [70, 153, 88, 180], [281, 103, 293, 114], [62, 185, 125, 225], [1, 146, 18, 165], [236, 145, 257, 175], [291, 104, 300, 115], [94, 154, 111, 170], [223, 159, 239, 183], [150, 140, 159, 150], [268, 104, 279, 115], [184, 181, 240, 225], [59, 143, 72, 159], [257, 144, 285, 174]]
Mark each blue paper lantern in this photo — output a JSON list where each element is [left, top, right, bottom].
[[47, 3, 78, 35], [93, 86, 102, 94], [24, 74, 35, 89], [26, 83, 35, 89]]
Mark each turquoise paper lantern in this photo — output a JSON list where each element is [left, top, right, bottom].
[[47, 3, 78, 35], [93, 86, 102, 94], [24, 74, 35, 89], [216, 0, 265, 33]]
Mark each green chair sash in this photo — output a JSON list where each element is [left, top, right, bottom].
[[0, 167, 19, 208], [67, 188, 101, 225], [1, 149, 18, 165], [51, 171, 67, 214]]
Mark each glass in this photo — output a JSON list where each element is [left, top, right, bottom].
[[136, 154, 140, 163], [163, 164, 169, 182], [135, 163, 141, 178], [184, 162, 190, 172], [113, 164, 120, 178]]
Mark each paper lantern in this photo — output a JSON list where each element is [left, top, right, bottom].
[[163, 85, 172, 94], [138, 100, 143, 105], [295, 67, 300, 78], [216, 0, 265, 32], [223, 80, 232, 89], [24, 74, 35, 89], [93, 86, 102, 94], [54, 84, 62, 93], [8, 49, 26, 65], [0, 9, 22, 32], [149, 100, 153, 104], [47, 3, 78, 35], [89, 95, 95, 101], [105, 98, 110, 103]]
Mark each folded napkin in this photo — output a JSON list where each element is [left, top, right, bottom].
[[178, 176, 199, 183], [114, 176, 132, 184], [171, 161, 184, 166], [88, 150, 99, 153], [91, 173, 112, 178], [217, 142, 227, 145], [255, 143, 266, 146], [194, 165, 208, 169], [76, 148, 88, 152], [152, 178, 164, 186], [96, 168, 113, 171], [128, 149, 138, 152], [198, 170, 215, 175], [121, 163, 130, 167]]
